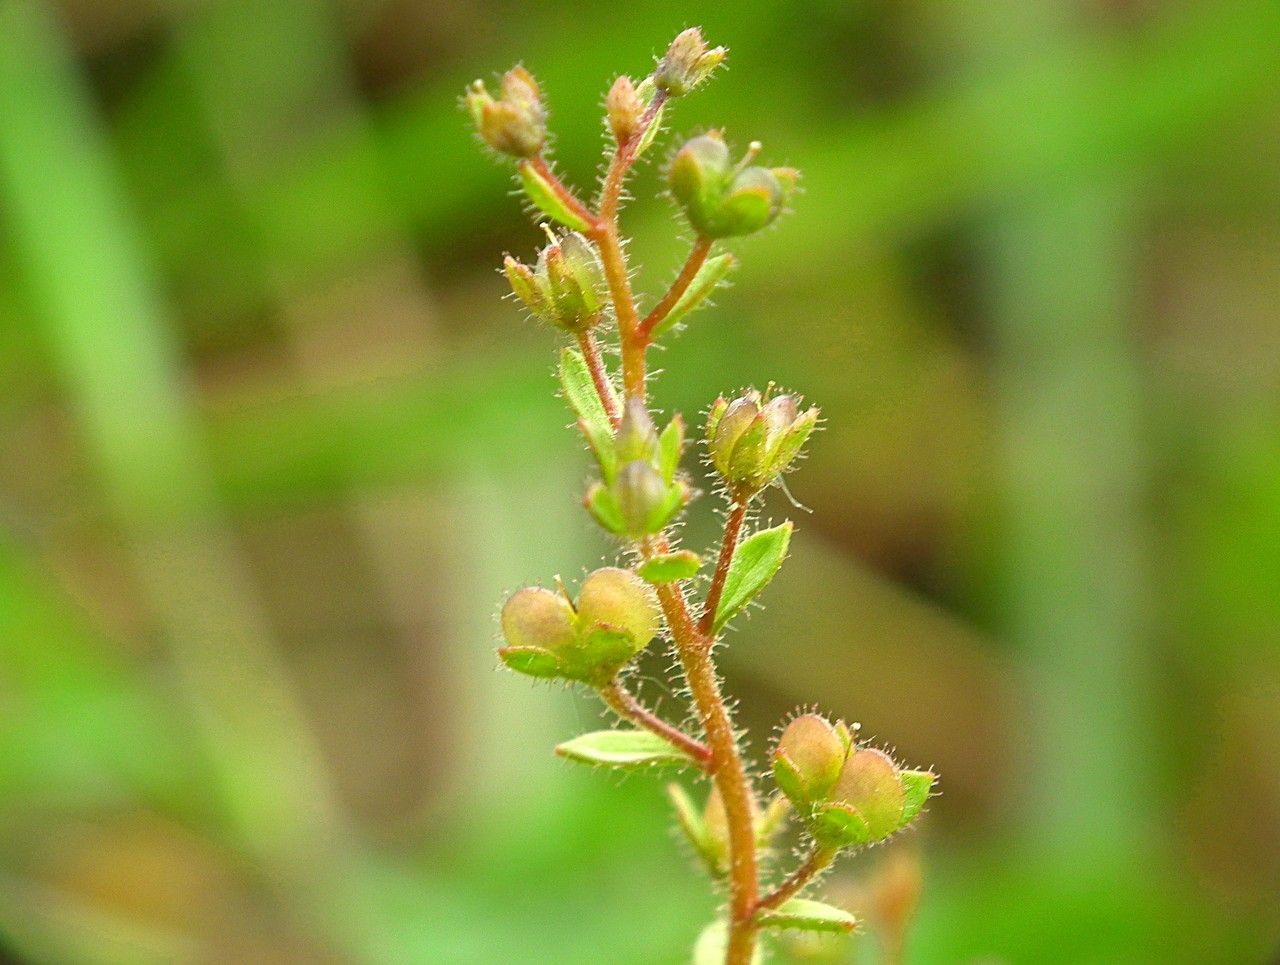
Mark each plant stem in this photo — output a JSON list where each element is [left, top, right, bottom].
[[598, 679, 712, 769], [698, 501, 748, 635], [589, 91, 760, 963], [638, 235, 715, 340], [653, 580, 760, 964], [591, 93, 666, 401], [575, 330, 620, 428], [754, 845, 836, 914], [525, 155, 599, 231]]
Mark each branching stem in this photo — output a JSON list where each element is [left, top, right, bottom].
[[598, 679, 712, 769], [638, 235, 715, 340], [575, 330, 619, 428], [584, 89, 761, 965], [525, 155, 599, 231], [754, 844, 836, 914], [698, 501, 748, 637]]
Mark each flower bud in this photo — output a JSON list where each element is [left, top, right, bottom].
[[614, 461, 679, 537], [498, 567, 660, 686], [705, 388, 819, 499], [503, 230, 604, 332], [465, 66, 546, 158], [606, 75, 645, 143], [585, 406, 691, 539], [616, 399, 660, 464], [654, 27, 726, 97], [772, 714, 852, 809], [669, 134, 797, 239]]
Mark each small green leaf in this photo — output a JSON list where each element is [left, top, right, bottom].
[[667, 783, 721, 876], [898, 769, 937, 826], [497, 645, 561, 678], [559, 348, 617, 479], [555, 729, 694, 769], [693, 921, 762, 965], [634, 101, 665, 158], [758, 898, 857, 934], [518, 162, 594, 232], [713, 521, 793, 632], [658, 415, 684, 483], [638, 551, 701, 584], [652, 252, 735, 338], [585, 484, 624, 534]]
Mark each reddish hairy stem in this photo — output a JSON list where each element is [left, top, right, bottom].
[[525, 155, 599, 231], [698, 501, 748, 636], [575, 330, 620, 428], [754, 845, 836, 915], [590, 89, 761, 964], [654, 580, 760, 963], [592, 92, 667, 401], [638, 235, 714, 340], [598, 679, 712, 769]]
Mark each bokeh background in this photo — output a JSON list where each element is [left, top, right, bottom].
[[1, 0, 1278, 962]]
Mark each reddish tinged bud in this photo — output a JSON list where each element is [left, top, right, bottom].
[[772, 714, 852, 808], [497, 568, 660, 686], [705, 388, 819, 498], [607, 75, 645, 143], [654, 27, 726, 97], [465, 66, 546, 158]]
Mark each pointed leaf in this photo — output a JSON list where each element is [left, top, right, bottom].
[[658, 415, 684, 483], [638, 551, 701, 584], [693, 921, 762, 965], [652, 253, 736, 338], [559, 348, 617, 479], [518, 162, 594, 232], [667, 783, 722, 876], [713, 522, 793, 633], [634, 102, 665, 158], [758, 898, 857, 934], [898, 769, 937, 826], [555, 729, 694, 769]]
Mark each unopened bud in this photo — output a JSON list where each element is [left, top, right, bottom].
[[606, 75, 645, 143], [465, 66, 546, 158], [614, 461, 674, 536], [654, 27, 726, 97], [669, 133, 797, 239], [706, 388, 819, 499], [616, 398, 660, 463], [503, 231, 604, 332], [772, 714, 852, 809]]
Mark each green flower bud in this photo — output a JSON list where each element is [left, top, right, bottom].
[[669, 134, 797, 238], [606, 75, 645, 143], [585, 405, 691, 539], [465, 66, 546, 158], [772, 714, 852, 809], [614, 461, 683, 537], [705, 388, 819, 499], [498, 568, 660, 686], [503, 230, 605, 333], [654, 27, 726, 97], [616, 399, 660, 464]]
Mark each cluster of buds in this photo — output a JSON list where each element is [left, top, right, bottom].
[[706, 388, 819, 501], [504, 230, 605, 333], [772, 714, 936, 850], [465, 66, 546, 158], [499, 567, 660, 686], [653, 27, 726, 97], [587, 400, 691, 538], [669, 132, 798, 239]]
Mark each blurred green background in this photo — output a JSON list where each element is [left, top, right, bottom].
[[1, 0, 1278, 962]]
